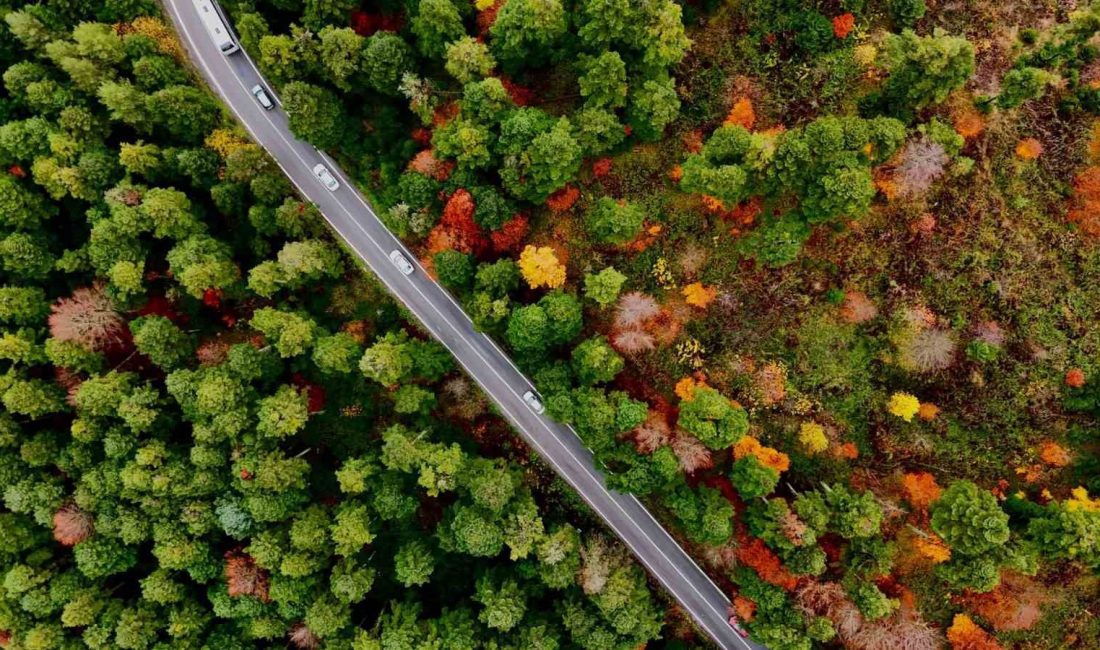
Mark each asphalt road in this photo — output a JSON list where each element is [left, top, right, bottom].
[[162, 2, 766, 647]]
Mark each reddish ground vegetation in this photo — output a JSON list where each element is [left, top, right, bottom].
[[724, 98, 756, 130], [1065, 367, 1086, 387], [956, 574, 1046, 632], [839, 290, 878, 324], [431, 101, 460, 128], [592, 157, 614, 177], [137, 294, 185, 323], [1067, 166, 1100, 236], [733, 596, 756, 622], [500, 76, 534, 106]]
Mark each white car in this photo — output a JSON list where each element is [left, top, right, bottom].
[[389, 250, 414, 275], [312, 163, 339, 191], [522, 391, 545, 414], [251, 84, 274, 110]]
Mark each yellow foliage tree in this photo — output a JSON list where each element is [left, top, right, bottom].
[[674, 376, 704, 401], [204, 128, 250, 159], [887, 392, 920, 422], [518, 245, 566, 289], [129, 16, 183, 60], [913, 532, 951, 564], [798, 422, 828, 454]]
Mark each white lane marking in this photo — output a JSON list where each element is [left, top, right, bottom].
[[169, 8, 750, 648]]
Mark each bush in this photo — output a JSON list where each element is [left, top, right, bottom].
[[887, 0, 926, 27]]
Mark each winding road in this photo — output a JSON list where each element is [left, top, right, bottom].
[[162, 2, 764, 647]]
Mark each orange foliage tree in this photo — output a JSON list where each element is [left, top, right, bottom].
[[1015, 138, 1043, 160], [682, 282, 717, 308], [733, 436, 790, 473], [901, 472, 942, 511], [736, 538, 798, 591], [832, 13, 855, 39], [724, 98, 756, 130], [1038, 441, 1071, 467], [946, 614, 1003, 650]]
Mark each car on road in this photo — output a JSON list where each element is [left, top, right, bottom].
[[312, 163, 339, 191], [728, 615, 750, 639], [251, 84, 274, 110], [389, 250, 415, 275], [522, 391, 545, 414]]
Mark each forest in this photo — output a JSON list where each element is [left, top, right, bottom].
[[0, 0, 1099, 648]]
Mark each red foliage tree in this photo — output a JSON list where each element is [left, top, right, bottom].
[[52, 504, 94, 546], [490, 214, 529, 253], [291, 373, 326, 413], [476, 0, 502, 35], [500, 76, 534, 106], [349, 10, 402, 36], [288, 623, 320, 649], [429, 189, 489, 257], [408, 149, 454, 181], [49, 283, 127, 353], [225, 550, 271, 602], [546, 185, 580, 213], [137, 294, 185, 323]]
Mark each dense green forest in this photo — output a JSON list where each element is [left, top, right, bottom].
[[3, 0, 1100, 647], [0, 1, 677, 648]]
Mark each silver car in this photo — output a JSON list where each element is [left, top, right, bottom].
[[522, 391, 545, 414], [312, 163, 339, 191], [389, 250, 414, 275], [251, 84, 274, 110]]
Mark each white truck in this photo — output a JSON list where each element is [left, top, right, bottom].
[[193, 0, 238, 54]]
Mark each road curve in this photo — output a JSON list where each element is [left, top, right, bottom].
[[162, 3, 764, 647]]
